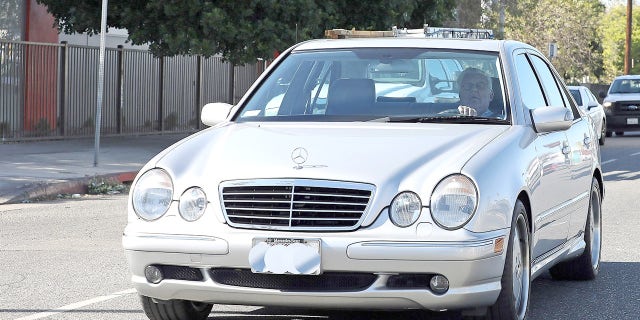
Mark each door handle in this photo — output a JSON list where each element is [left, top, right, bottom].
[[562, 141, 570, 155], [583, 135, 592, 147]]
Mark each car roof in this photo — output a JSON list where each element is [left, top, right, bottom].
[[613, 74, 640, 80], [292, 38, 530, 53]]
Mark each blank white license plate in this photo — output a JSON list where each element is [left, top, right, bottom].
[[249, 238, 321, 275], [627, 118, 639, 125]]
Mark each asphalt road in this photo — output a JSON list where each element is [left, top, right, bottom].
[[1, 134, 639, 320]]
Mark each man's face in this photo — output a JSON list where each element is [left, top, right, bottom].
[[459, 74, 494, 113]]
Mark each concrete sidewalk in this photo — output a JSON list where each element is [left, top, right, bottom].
[[0, 133, 190, 204]]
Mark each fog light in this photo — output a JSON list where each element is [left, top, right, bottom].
[[430, 275, 449, 294], [145, 265, 163, 284]]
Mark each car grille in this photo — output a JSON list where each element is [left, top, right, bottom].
[[220, 179, 374, 231], [209, 269, 377, 292], [614, 101, 640, 114]]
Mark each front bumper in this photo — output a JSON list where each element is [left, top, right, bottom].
[[123, 226, 508, 312], [604, 101, 640, 131]]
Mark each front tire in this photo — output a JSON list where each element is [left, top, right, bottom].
[[598, 120, 606, 145], [484, 200, 531, 320], [615, 131, 624, 136], [549, 178, 602, 280], [141, 295, 213, 320]]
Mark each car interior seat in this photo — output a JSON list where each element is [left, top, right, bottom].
[[325, 78, 376, 115]]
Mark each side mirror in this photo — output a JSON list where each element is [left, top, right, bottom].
[[530, 106, 574, 133], [587, 101, 599, 110], [201, 103, 233, 127]]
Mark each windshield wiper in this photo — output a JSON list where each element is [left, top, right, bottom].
[[387, 115, 509, 124]]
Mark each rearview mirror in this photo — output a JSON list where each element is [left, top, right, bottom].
[[201, 103, 233, 127], [530, 106, 574, 133]]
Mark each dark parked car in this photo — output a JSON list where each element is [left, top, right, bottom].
[[602, 75, 640, 136]]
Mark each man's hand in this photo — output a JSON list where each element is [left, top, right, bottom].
[[458, 105, 478, 116]]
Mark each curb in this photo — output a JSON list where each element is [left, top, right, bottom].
[[0, 171, 138, 205]]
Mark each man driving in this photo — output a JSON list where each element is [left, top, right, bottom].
[[457, 67, 495, 116]]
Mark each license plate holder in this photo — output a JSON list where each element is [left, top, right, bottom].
[[627, 118, 639, 125], [249, 238, 321, 275]]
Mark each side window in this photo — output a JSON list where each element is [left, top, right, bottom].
[[514, 54, 546, 109], [427, 60, 447, 80], [570, 89, 583, 106], [528, 55, 565, 108], [587, 90, 598, 104], [427, 59, 454, 92]]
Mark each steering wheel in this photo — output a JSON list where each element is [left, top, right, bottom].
[[437, 108, 462, 116]]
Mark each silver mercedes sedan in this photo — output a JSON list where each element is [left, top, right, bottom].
[[123, 38, 603, 320]]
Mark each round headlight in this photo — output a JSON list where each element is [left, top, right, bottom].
[[132, 168, 173, 221], [179, 187, 207, 221], [430, 175, 477, 230], [389, 191, 422, 227]]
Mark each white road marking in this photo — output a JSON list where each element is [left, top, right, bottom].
[[631, 152, 640, 156], [601, 159, 617, 165], [13, 288, 136, 320]]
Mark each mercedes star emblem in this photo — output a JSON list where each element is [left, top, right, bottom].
[[291, 147, 308, 169]]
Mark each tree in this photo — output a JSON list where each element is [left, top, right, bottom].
[[482, 0, 604, 83], [445, 0, 484, 28], [36, 0, 456, 65], [37, 0, 325, 65], [0, 0, 22, 40], [599, 5, 640, 80]]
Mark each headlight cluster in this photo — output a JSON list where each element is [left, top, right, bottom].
[[430, 175, 477, 230], [388, 175, 477, 229], [389, 192, 422, 227], [178, 187, 207, 221], [132, 168, 207, 221]]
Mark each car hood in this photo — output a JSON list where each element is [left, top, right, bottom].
[[605, 92, 640, 102], [153, 122, 508, 198]]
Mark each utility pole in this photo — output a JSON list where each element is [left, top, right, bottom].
[[625, 0, 632, 74], [499, 0, 505, 40], [94, 0, 108, 166]]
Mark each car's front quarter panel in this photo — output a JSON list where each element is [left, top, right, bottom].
[[461, 125, 537, 234]]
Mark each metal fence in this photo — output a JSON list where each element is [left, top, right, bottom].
[[0, 40, 264, 141]]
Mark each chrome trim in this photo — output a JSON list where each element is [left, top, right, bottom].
[[132, 233, 219, 242], [531, 232, 584, 278], [535, 192, 588, 228], [219, 179, 375, 231], [122, 232, 229, 255], [347, 236, 505, 261]]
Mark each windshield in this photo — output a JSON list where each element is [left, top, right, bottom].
[[237, 48, 507, 123], [609, 78, 640, 94]]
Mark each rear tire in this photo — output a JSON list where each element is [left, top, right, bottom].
[[481, 200, 531, 320], [549, 178, 601, 281], [141, 295, 213, 320]]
